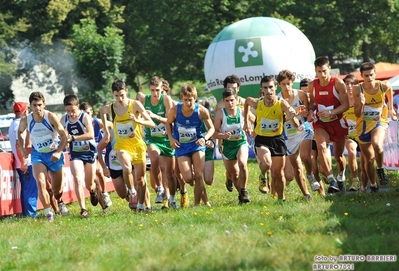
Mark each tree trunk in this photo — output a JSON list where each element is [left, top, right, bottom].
[[362, 42, 371, 63]]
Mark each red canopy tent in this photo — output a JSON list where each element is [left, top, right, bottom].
[[338, 62, 399, 82]]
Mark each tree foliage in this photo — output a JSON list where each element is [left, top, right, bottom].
[[1, 0, 399, 109], [72, 19, 125, 108]]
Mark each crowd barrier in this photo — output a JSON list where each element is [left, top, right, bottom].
[[383, 120, 399, 170], [1, 121, 399, 216], [0, 152, 115, 216]]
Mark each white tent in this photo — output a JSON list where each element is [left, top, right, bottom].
[[388, 75, 399, 91]]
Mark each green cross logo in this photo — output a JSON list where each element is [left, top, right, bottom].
[[235, 38, 263, 67]]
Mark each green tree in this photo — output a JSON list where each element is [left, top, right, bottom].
[[71, 19, 125, 108]]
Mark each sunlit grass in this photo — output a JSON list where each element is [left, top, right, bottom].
[[1, 159, 399, 271]]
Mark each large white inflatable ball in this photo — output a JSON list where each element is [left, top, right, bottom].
[[204, 17, 316, 101]]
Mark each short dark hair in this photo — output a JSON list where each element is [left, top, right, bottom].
[[343, 74, 359, 85], [149, 76, 162, 87], [359, 62, 375, 73], [63, 94, 79, 106], [111, 80, 126, 92], [314, 56, 330, 67], [161, 78, 171, 95], [223, 75, 241, 88], [29, 91, 46, 104], [260, 75, 277, 86], [300, 78, 311, 88], [222, 87, 237, 99], [79, 102, 92, 111]]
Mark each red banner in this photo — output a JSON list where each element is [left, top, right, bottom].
[[0, 152, 115, 216]]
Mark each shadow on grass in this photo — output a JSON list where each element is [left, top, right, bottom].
[[323, 179, 399, 271]]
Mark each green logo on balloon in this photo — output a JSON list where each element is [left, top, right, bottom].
[[234, 38, 263, 67]]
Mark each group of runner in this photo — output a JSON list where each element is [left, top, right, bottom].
[[15, 55, 396, 221]]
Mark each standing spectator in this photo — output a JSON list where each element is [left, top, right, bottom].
[[9, 102, 38, 217]]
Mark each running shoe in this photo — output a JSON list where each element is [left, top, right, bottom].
[[258, 175, 270, 194], [225, 178, 233, 192], [348, 178, 360, 192], [102, 192, 113, 208], [377, 168, 389, 186], [238, 190, 250, 203], [57, 201, 70, 215], [370, 184, 379, 193], [46, 212, 54, 222], [155, 188, 165, 204], [337, 173, 346, 182], [180, 192, 189, 208], [162, 198, 169, 209], [80, 209, 89, 218], [169, 201, 177, 209], [327, 179, 340, 193], [90, 190, 99, 206], [129, 192, 138, 209], [138, 207, 152, 213], [337, 181, 345, 192], [307, 174, 320, 191]]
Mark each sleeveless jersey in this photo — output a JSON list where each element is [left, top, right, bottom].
[[173, 103, 203, 143], [343, 106, 357, 139], [278, 89, 306, 139], [221, 107, 247, 147], [93, 117, 103, 144], [64, 111, 97, 159], [27, 110, 59, 153], [144, 94, 167, 143], [254, 97, 284, 137], [356, 81, 389, 135], [112, 100, 145, 151], [105, 133, 122, 171], [313, 77, 342, 122]]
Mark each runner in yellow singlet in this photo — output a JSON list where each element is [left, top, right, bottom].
[[100, 80, 155, 212], [353, 62, 397, 192], [244, 75, 305, 203]]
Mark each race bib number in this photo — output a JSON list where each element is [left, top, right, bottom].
[[362, 106, 382, 122], [178, 126, 197, 143], [116, 122, 135, 139], [260, 117, 280, 135], [347, 119, 357, 138], [150, 123, 166, 137], [225, 123, 243, 141], [109, 150, 122, 170], [284, 122, 303, 135], [72, 140, 90, 152], [35, 134, 57, 153], [317, 104, 337, 122]]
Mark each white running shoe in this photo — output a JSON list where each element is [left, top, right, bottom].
[[307, 174, 320, 191], [102, 192, 113, 208]]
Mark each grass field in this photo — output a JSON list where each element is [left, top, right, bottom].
[[1, 159, 399, 271]]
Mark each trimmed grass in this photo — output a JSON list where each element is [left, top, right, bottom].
[[1, 159, 399, 271]]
